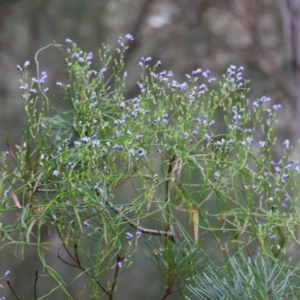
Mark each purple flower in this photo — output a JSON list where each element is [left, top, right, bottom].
[[138, 149, 145, 156], [285, 163, 292, 170], [283, 139, 290, 149], [82, 137, 91, 143], [118, 37, 123, 44], [83, 220, 90, 227], [275, 167, 281, 173], [126, 232, 133, 239], [87, 52, 93, 61], [179, 82, 188, 92], [20, 83, 29, 90], [192, 68, 202, 75], [246, 137, 253, 144], [199, 84, 206, 90], [52, 170, 59, 177], [155, 60, 162, 67], [125, 34, 134, 41], [202, 70, 210, 77]]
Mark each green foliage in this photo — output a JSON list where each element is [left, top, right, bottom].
[[0, 36, 300, 299], [188, 252, 299, 300]]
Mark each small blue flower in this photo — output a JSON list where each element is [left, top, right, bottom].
[[125, 34, 134, 41], [87, 52, 93, 61], [283, 139, 290, 149], [83, 220, 90, 227], [155, 60, 162, 67], [126, 232, 133, 239], [208, 78, 216, 84], [192, 68, 202, 75], [202, 70, 210, 77], [52, 170, 59, 177], [275, 167, 281, 173], [204, 133, 210, 140], [82, 137, 91, 143]]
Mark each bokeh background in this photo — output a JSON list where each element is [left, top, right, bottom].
[[0, 0, 300, 299]]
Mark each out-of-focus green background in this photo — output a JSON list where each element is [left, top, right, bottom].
[[0, 1, 299, 299]]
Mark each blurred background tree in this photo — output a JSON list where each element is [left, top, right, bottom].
[[0, 0, 299, 299]]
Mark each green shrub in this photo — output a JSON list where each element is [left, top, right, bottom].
[[0, 35, 300, 299]]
